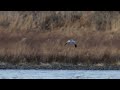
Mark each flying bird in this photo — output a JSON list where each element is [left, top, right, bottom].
[[65, 39, 77, 47]]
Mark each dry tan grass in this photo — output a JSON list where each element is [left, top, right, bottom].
[[0, 30, 119, 65], [0, 11, 119, 66]]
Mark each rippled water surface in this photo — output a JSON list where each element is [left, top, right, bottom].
[[0, 70, 120, 79]]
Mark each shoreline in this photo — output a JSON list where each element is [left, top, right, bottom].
[[0, 63, 120, 70]]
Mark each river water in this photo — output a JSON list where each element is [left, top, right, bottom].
[[0, 70, 120, 79]]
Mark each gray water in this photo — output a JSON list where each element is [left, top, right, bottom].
[[0, 70, 120, 79]]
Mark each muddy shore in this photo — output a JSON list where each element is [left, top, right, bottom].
[[0, 62, 120, 70]]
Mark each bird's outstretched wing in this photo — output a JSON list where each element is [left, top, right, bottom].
[[75, 44, 77, 47]]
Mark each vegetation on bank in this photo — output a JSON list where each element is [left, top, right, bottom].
[[0, 11, 120, 69]]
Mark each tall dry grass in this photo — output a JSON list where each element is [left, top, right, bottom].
[[0, 11, 120, 32], [0, 30, 120, 65], [0, 11, 119, 66]]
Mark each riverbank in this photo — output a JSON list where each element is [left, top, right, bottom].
[[0, 62, 120, 70], [0, 11, 120, 69]]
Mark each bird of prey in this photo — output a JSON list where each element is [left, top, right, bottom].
[[65, 39, 77, 47]]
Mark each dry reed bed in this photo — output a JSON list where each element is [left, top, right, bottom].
[[0, 11, 119, 67], [0, 30, 119, 65]]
